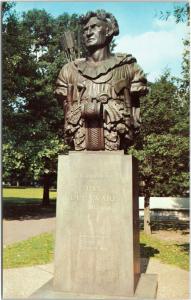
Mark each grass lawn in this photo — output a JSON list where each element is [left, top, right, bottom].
[[3, 187, 57, 202], [3, 233, 54, 269], [141, 232, 189, 270], [3, 187, 57, 220], [3, 231, 189, 270]]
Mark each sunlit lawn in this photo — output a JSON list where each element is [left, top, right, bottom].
[[3, 231, 189, 270], [3, 233, 54, 269], [3, 187, 57, 219], [3, 187, 57, 202], [141, 232, 189, 271]]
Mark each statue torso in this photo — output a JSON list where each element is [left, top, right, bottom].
[[60, 54, 136, 104], [56, 53, 148, 151]]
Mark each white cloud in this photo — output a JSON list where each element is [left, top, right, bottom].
[[114, 18, 187, 82], [153, 16, 178, 30]]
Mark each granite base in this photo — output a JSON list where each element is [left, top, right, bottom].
[[30, 273, 158, 299]]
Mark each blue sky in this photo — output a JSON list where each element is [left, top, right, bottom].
[[14, 1, 188, 82]]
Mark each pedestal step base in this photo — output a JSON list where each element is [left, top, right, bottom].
[[30, 273, 158, 299]]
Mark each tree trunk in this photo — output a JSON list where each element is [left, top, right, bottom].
[[42, 174, 50, 206], [144, 194, 151, 234]]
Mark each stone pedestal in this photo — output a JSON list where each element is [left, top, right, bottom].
[[54, 152, 140, 297], [31, 274, 158, 299]]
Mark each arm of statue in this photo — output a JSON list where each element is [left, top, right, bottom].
[[55, 63, 82, 149], [129, 63, 149, 128], [55, 64, 71, 129]]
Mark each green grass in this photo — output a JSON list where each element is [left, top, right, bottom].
[[3, 188, 57, 219], [141, 231, 189, 271], [3, 187, 57, 202], [3, 231, 189, 270], [3, 233, 54, 269]]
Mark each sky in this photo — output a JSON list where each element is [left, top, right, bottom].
[[14, 1, 188, 82]]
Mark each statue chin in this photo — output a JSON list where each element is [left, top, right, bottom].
[[85, 41, 110, 53]]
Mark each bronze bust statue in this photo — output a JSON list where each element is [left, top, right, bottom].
[[55, 11, 149, 151]]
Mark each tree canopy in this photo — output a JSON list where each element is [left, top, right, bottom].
[[2, 6, 81, 202], [128, 3, 189, 233]]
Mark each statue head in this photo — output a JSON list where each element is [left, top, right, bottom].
[[80, 11, 119, 49]]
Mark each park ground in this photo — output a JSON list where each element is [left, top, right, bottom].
[[2, 188, 190, 299]]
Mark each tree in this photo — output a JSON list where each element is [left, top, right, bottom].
[[2, 2, 35, 186], [129, 71, 189, 234], [129, 3, 190, 234], [160, 3, 189, 101], [19, 10, 84, 204], [2, 7, 84, 205]]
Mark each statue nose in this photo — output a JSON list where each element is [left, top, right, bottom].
[[87, 28, 93, 36]]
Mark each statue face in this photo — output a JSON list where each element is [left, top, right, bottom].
[[83, 17, 110, 49]]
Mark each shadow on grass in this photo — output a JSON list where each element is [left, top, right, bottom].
[[3, 197, 56, 220], [140, 243, 160, 273], [176, 243, 189, 254]]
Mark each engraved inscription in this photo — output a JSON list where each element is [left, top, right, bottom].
[[85, 185, 100, 192], [67, 188, 118, 210], [69, 192, 80, 205], [88, 194, 116, 209], [79, 234, 109, 250]]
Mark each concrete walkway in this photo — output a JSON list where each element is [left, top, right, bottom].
[[3, 218, 56, 245], [3, 258, 189, 299]]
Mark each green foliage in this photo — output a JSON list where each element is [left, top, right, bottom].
[[3, 143, 27, 184], [2, 2, 16, 18], [159, 3, 189, 25], [130, 133, 189, 197], [160, 3, 190, 97], [130, 3, 190, 200], [129, 70, 189, 198], [2, 6, 81, 188], [141, 71, 178, 136]]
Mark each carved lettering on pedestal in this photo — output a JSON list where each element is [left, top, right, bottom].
[[67, 188, 118, 210], [85, 185, 100, 192], [79, 234, 109, 250], [88, 194, 116, 209]]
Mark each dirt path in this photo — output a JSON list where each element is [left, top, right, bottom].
[[152, 229, 189, 243]]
